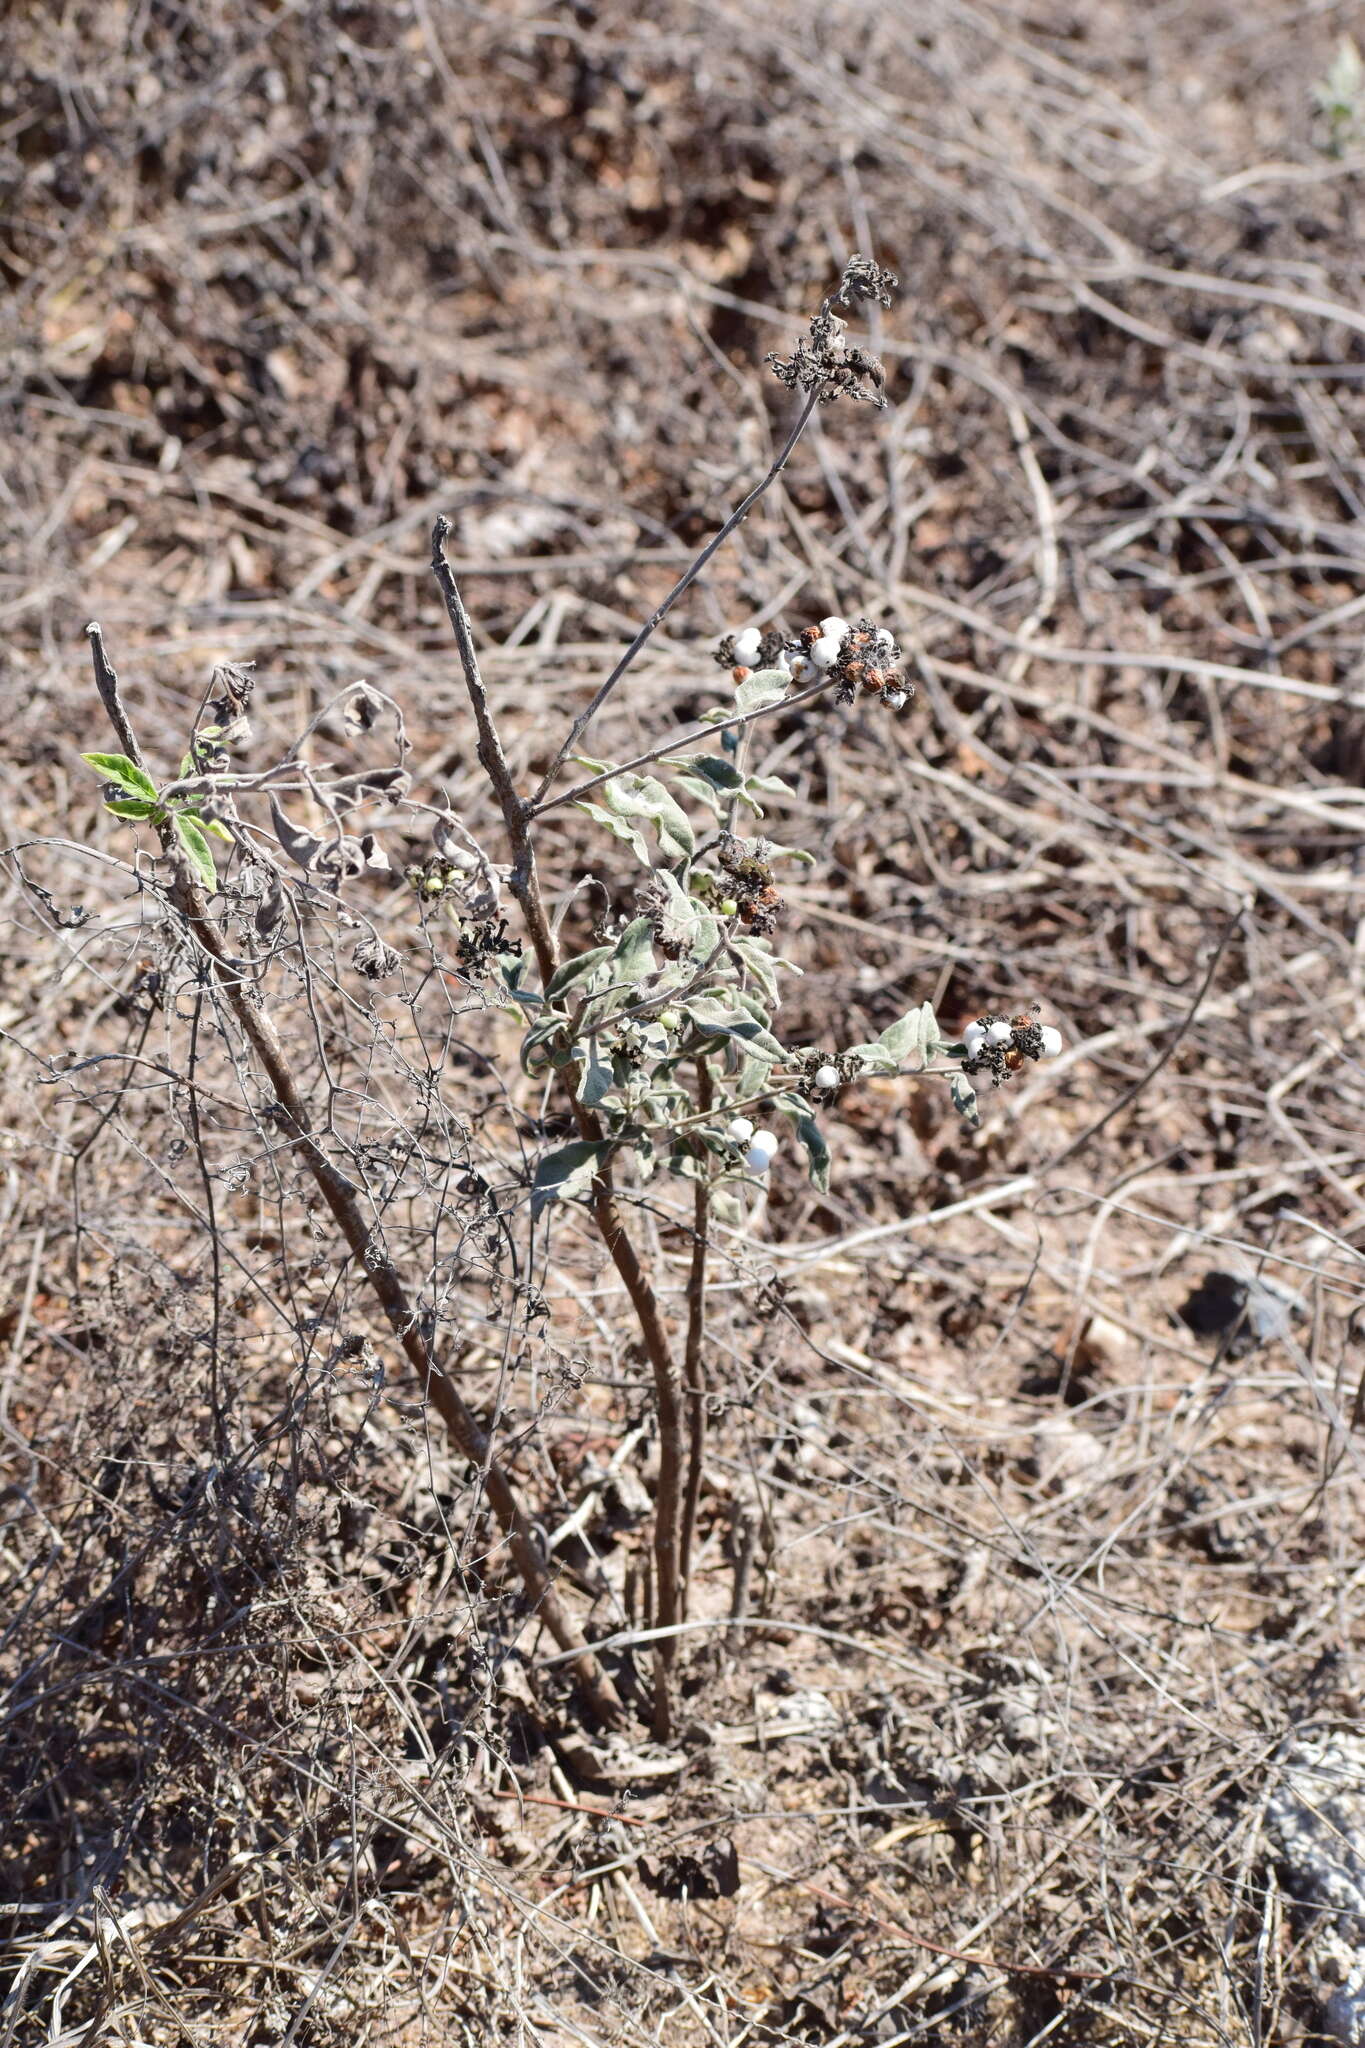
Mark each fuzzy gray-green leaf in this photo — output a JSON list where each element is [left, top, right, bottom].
[[949, 1073, 980, 1127], [530, 1140, 611, 1219]]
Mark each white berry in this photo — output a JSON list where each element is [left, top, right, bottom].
[[987, 1020, 1014, 1045], [809, 635, 843, 670], [813, 1064, 840, 1090], [883, 688, 907, 710], [726, 1116, 754, 1144], [1039, 1026, 1063, 1057], [819, 616, 850, 640], [732, 627, 762, 664], [963, 1021, 987, 1058]]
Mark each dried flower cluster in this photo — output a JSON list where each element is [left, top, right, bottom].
[[766, 255, 898, 407], [961, 1009, 1064, 1085], [716, 615, 911, 714], [716, 832, 781, 935]]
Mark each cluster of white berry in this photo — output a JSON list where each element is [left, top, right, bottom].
[[725, 1116, 780, 1175], [963, 1017, 1063, 1060], [723, 617, 910, 712]]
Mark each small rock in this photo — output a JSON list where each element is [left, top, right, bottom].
[[1178, 1269, 1305, 1357], [1077, 1313, 1133, 1372]]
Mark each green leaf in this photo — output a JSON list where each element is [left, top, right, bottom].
[[668, 753, 744, 794], [949, 1074, 980, 1127], [103, 797, 158, 821], [668, 755, 792, 821], [575, 802, 652, 866], [727, 933, 782, 1007], [701, 667, 790, 724], [610, 915, 658, 986], [175, 815, 218, 890], [737, 768, 795, 818], [847, 1001, 942, 1075], [81, 753, 159, 804], [651, 871, 718, 965], [589, 773, 694, 862], [545, 944, 614, 1001], [530, 1140, 611, 1219], [669, 773, 727, 818], [521, 1012, 571, 1075], [681, 995, 784, 1064], [497, 949, 542, 1008], [572, 1041, 618, 1109], [731, 989, 775, 1032], [201, 817, 235, 842], [792, 1113, 831, 1193]]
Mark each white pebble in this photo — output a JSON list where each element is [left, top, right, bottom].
[[1039, 1025, 1063, 1057], [813, 1064, 840, 1090], [819, 616, 850, 640], [987, 1020, 1014, 1046], [726, 1116, 755, 1144], [809, 635, 843, 670], [732, 627, 762, 664]]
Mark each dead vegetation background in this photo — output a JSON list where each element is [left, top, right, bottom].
[[3, 1, 1365, 2044]]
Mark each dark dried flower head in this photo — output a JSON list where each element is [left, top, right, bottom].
[[718, 832, 783, 935], [961, 1007, 1063, 1085], [208, 660, 255, 724], [353, 936, 399, 980], [455, 914, 517, 979], [829, 618, 913, 712], [834, 255, 899, 309], [765, 255, 897, 407]]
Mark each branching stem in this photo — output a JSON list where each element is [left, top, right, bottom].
[[430, 531, 689, 1737], [530, 390, 820, 806], [679, 1058, 712, 1622], [85, 621, 624, 1729]]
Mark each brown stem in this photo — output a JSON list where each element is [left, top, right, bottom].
[[531, 389, 820, 806], [679, 1059, 712, 1621], [429, 523, 557, 986], [85, 622, 623, 1728], [529, 674, 835, 820], [428, 534, 688, 1734]]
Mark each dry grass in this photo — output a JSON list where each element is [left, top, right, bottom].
[[2, 2, 1365, 2044]]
